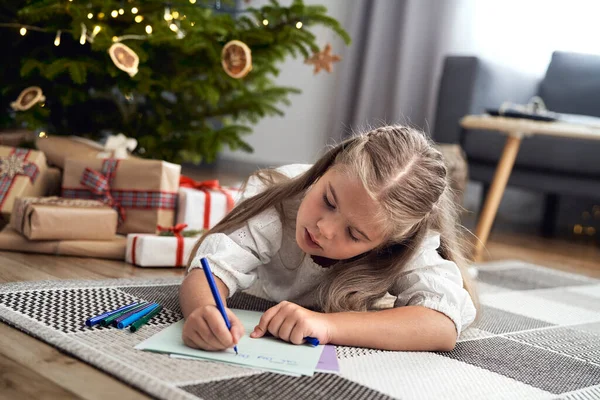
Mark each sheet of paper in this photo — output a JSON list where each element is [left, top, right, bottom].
[[169, 343, 339, 376], [135, 309, 325, 376], [316, 345, 339, 373], [169, 354, 302, 377]]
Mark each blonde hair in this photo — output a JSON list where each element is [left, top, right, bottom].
[[189, 125, 478, 313]]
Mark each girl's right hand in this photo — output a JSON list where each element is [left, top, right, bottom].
[[182, 305, 245, 351]]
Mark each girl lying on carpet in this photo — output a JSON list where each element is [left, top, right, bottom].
[[179, 125, 478, 352]]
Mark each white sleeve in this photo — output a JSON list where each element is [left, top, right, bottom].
[[188, 173, 283, 297], [390, 233, 477, 335]]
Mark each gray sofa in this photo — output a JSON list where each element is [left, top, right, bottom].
[[433, 51, 600, 235]]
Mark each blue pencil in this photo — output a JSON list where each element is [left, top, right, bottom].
[[200, 257, 238, 354], [85, 302, 139, 327]]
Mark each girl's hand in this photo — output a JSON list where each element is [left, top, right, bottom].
[[250, 301, 333, 345], [182, 305, 245, 351]]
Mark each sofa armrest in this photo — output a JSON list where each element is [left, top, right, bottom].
[[432, 56, 541, 144]]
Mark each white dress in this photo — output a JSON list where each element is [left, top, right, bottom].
[[189, 164, 477, 335]]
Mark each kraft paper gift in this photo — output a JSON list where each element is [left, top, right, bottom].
[[36, 135, 139, 169], [0, 146, 48, 221], [44, 167, 62, 196], [0, 227, 126, 260], [0, 129, 37, 147], [61, 158, 180, 234], [10, 197, 118, 240]]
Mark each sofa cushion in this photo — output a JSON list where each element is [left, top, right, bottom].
[[538, 51, 600, 117]]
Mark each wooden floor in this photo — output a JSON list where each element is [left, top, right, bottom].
[[0, 165, 599, 399]]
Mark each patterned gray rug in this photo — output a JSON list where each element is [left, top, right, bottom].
[[0, 261, 599, 400]]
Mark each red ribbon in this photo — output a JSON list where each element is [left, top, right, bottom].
[[79, 159, 126, 222], [131, 235, 139, 265], [157, 223, 188, 267], [179, 176, 235, 229], [80, 168, 126, 222]]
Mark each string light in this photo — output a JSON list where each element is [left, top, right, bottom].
[[38, 131, 47, 138], [262, 19, 268, 26], [296, 21, 303, 29], [112, 36, 118, 42], [164, 6, 173, 21], [2, 2, 243, 45], [79, 23, 87, 44]]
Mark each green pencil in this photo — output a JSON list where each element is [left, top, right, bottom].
[[130, 305, 162, 332], [101, 302, 148, 327]]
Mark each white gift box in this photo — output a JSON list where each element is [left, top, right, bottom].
[[126, 233, 199, 267], [176, 186, 240, 231]]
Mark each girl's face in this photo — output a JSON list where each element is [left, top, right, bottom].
[[296, 166, 386, 260]]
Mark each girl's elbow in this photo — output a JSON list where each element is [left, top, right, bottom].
[[438, 338, 456, 352], [436, 331, 457, 352]]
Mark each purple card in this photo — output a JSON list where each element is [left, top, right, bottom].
[[316, 345, 339, 373]]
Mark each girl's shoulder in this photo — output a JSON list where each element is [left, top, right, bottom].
[[406, 230, 442, 268]]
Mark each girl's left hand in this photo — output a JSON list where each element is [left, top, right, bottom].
[[250, 301, 333, 345]]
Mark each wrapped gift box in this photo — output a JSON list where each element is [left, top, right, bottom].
[[0, 146, 48, 221], [36, 136, 101, 169], [44, 167, 62, 196], [0, 227, 126, 260], [36, 135, 139, 169], [176, 177, 240, 230], [126, 229, 200, 267], [0, 129, 37, 147], [61, 158, 180, 234], [10, 197, 118, 240]]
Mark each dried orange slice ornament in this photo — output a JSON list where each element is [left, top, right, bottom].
[[221, 40, 252, 79], [10, 86, 46, 111], [108, 43, 139, 77]]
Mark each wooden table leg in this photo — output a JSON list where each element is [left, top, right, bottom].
[[473, 134, 522, 262]]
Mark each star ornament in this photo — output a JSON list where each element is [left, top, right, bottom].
[[305, 43, 341, 74], [0, 154, 25, 179]]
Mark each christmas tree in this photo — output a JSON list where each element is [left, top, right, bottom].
[[0, 0, 350, 163]]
